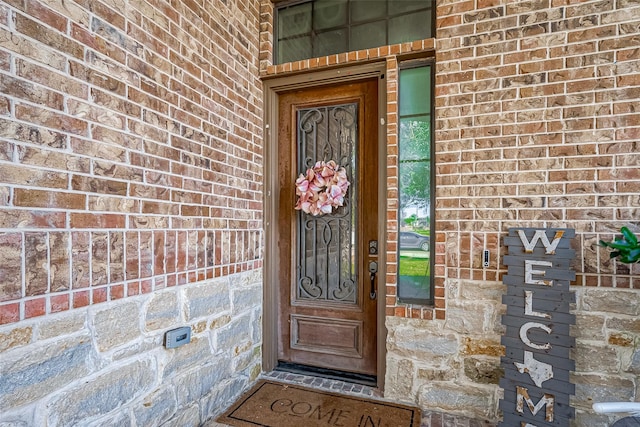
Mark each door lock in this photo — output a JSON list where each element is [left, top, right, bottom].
[[368, 261, 378, 300], [368, 240, 378, 255]]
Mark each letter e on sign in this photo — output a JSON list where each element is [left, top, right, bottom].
[[525, 260, 553, 286]]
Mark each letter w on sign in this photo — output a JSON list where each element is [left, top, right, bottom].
[[517, 230, 565, 254]]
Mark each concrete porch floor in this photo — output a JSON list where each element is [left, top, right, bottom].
[[203, 370, 498, 427]]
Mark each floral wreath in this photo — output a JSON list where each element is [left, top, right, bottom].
[[294, 160, 350, 216]]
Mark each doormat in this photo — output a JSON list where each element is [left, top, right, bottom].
[[216, 380, 420, 427]]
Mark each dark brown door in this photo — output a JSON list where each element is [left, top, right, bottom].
[[277, 78, 378, 376]]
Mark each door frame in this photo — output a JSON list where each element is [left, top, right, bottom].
[[262, 62, 388, 390]]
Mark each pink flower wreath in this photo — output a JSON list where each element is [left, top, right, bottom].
[[294, 160, 350, 216]]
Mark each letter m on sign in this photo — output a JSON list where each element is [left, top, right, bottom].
[[517, 230, 565, 254], [516, 386, 555, 422]]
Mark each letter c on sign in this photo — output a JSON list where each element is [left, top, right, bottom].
[[520, 322, 552, 350]]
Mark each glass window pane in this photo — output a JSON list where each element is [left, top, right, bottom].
[[275, 0, 435, 64], [278, 36, 312, 64], [389, 0, 430, 15], [314, 29, 348, 57], [278, 3, 312, 38], [397, 158, 431, 303], [398, 66, 432, 305], [399, 66, 431, 116], [351, 0, 386, 22], [399, 116, 430, 161], [313, 0, 348, 30], [389, 10, 432, 44], [351, 22, 386, 51], [397, 229, 430, 301], [296, 104, 358, 304]]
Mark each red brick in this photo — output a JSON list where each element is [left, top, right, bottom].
[[17, 59, 87, 99], [0, 233, 22, 302], [0, 303, 20, 324], [72, 290, 89, 308], [110, 231, 124, 283], [14, 189, 86, 210], [125, 231, 140, 280], [110, 284, 124, 300], [93, 287, 107, 304], [24, 232, 48, 296], [70, 213, 126, 228], [91, 232, 108, 287], [127, 282, 140, 296], [49, 232, 69, 292], [15, 104, 88, 135], [0, 74, 64, 110], [25, 0, 67, 31], [71, 231, 90, 289], [25, 298, 46, 318], [154, 231, 165, 276], [50, 294, 69, 313], [139, 231, 153, 278], [141, 280, 152, 294]]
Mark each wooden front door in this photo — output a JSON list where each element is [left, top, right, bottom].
[[277, 78, 379, 376]]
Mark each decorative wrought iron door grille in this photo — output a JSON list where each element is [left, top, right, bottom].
[[296, 103, 358, 304]]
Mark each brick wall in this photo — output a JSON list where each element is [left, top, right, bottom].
[[0, 0, 263, 324], [0, 0, 264, 424], [435, 0, 640, 287]]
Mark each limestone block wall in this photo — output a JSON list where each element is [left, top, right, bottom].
[[0, 270, 262, 425], [385, 279, 505, 421], [0, 0, 263, 424]]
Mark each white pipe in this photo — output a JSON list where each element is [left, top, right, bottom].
[[593, 402, 640, 416]]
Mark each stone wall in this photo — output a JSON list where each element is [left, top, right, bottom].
[[0, 0, 263, 424], [0, 270, 262, 425]]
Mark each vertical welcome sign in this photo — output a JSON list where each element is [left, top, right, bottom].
[[499, 228, 576, 426]]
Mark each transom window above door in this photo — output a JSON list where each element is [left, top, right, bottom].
[[275, 0, 434, 64]]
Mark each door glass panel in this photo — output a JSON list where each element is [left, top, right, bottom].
[[399, 66, 431, 116], [296, 104, 358, 304], [351, 22, 386, 51], [398, 66, 432, 304]]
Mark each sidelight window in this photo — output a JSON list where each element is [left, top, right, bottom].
[[397, 62, 433, 305]]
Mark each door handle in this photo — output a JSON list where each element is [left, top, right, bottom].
[[368, 261, 378, 300]]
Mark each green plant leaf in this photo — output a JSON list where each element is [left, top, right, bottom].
[[625, 247, 640, 263], [621, 226, 638, 246], [601, 227, 640, 264], [603, 239, 634, 250]]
